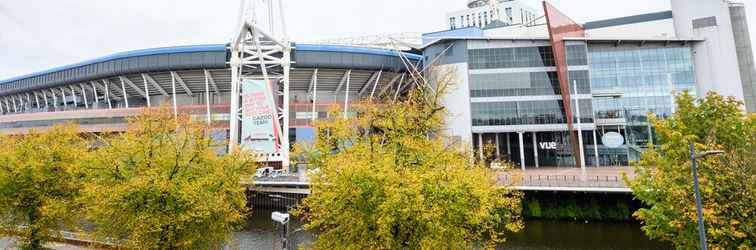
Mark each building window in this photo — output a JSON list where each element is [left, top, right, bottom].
[[450, 17, 456, 29], [466, 15, 470, 27], [470, 71, 561, 97], [469, 46, 556, 69], [506, 7, 513, 23], [566, 44, 589, 66], [484, 11, 489, 25], [588, 45, 696, 121], [471, 100, 593, 126]]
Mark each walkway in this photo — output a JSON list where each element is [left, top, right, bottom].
[[499, 166, 634, 193], [0, 237, 95, 250], [250, 166, 636, 194]]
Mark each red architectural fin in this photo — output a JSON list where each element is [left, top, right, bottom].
[[543, 1, 585, 167]]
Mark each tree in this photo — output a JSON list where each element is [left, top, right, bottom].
[[293, 69, 523, 250], [629, 92, 756, 250], [82, 109, 255, 249], [0, 125, 88, 250]]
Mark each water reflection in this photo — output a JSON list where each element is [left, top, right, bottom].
[[234, 210, 669, 250]]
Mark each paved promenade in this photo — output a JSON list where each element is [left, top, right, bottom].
[[0, 237, 94, 250], [251, 166, 638, 194], [498, 166, 635, 192]]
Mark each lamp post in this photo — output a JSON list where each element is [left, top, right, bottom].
[[269, 194, 297, 250], [688, 143, 724, 250]]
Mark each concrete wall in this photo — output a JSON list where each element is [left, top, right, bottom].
[[672, 0, 746, 104], [424, 41, 473, 145], [729, 3, 756, 112], [585, 19, 676, 39]]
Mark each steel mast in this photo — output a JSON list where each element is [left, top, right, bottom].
[[230, 0, 292, 170]]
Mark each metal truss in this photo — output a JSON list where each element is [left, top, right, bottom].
[[230, 0, 292, 168]]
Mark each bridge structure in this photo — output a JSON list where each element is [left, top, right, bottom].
[[247, 167, 636, 196]]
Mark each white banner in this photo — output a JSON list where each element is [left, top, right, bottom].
[[241, 79, 281, 155]]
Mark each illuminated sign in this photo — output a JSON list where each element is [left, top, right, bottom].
[[539, 142, 558, 150]]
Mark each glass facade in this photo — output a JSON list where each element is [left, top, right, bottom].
[[587, 45, 696, 165], [470, 72, 560, 97], [471, 100, 593, 126], [467, 43, 696, 168], [469, 46, 556, 69], [588, 46, 696, 121]]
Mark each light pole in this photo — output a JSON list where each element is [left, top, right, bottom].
[[269, 194, 297, 250], [271, 211, 290, 250], [688, 143, 724, 250]]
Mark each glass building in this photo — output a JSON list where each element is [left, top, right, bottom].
[[425, 38, 696, 168], [588, 45, 696, 165]]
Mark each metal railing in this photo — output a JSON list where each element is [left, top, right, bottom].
[[498, 174, 629, 189]]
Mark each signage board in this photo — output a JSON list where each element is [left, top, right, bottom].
[[539, 142, 558, 150], [241, 79, 281, 155], [602, 132, 625, 148]]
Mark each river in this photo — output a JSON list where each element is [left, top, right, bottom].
[[233, 209, 670, 250]]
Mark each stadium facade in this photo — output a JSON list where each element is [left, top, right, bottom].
[[1, 0, 754, 170], [0, 43, 421, 165]]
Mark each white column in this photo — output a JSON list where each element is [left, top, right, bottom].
[[142, 74, 151, 107], [478, 133, 484, 161], [311, 69, 318, 121], [506, 133, 511, 155], [34, 93, 40, 109], [593, 129, 600, 167], [228, 51, 241, 152], [51, 90, 58, 110], [104, 82, 112, 109], [204, 69, 211, 124], [369, 70, 382, 99], [80, 85, 88, 109], [171, 72, 177, 118], [69, 87, 78, 108], [573, 81, 586, 170], [43, 91, 49, 110], [532, 131, 539, 168], [91, 83, 99, 109], [120, 78, 129, 108], [494, 133, 500, 159], [282, 45, 292, 171], [518, 132, 525, 170], [11, 96, 17, 113], [343, 70, 351, 119], [60, 89, 68, 109]]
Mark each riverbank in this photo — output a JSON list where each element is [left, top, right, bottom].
[[522, 192, 639, 221]]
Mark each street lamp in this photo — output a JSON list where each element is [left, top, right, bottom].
[[271, 211, 290, 250], [268, 194, 297, 250], [688, 143, 725, 250]]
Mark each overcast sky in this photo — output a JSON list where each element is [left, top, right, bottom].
[[1, 0, 755, 80]]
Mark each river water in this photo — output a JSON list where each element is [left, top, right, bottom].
[[233, 209, 670, 250]]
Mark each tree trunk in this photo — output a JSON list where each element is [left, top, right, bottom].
[[26, 208, 42, 250]]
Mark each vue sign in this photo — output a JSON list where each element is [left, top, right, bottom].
[[539, 142, 558, 150]]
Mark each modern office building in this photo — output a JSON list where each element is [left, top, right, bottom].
[[447, 0, 542, 30], [424, 0, 755, 168]]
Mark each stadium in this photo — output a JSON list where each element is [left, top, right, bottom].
[[1, 0, 755, 171], [0, 19, 423, 166]]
